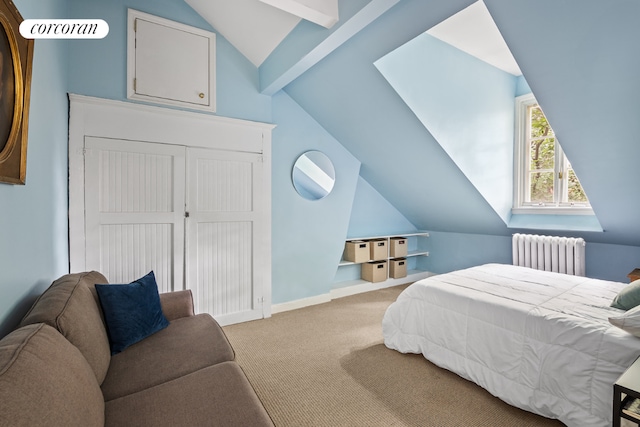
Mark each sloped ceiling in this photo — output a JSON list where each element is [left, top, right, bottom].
[[184, 0, 338, 66], [484, 0, 640, 244], [373, 1, 601, 233], [188, 0, 640, 246], [426, 0, 520, 76], [184, 0, 300, 66]]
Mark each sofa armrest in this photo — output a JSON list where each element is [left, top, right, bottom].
[[159, 290, 195, 321]]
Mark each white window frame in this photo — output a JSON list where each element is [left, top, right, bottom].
[[513, 94, 593, 215]]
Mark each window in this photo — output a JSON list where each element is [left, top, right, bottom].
[[513, 94, 591, 214]]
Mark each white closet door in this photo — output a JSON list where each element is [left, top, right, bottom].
[[84, 137, 186, 293], [186, 148, 265, 325]]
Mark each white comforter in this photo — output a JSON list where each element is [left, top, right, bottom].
[[382, 263, 640, 427]]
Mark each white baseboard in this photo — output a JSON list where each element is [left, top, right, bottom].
[[330, 270, 433, 299], [271, 293, 331, 314], [329, 280, 396, 299], [271, 271, 433, 315]]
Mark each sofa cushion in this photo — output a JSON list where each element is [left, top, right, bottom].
[[96, 271, 170, 355], [0, 324, 105, 427], [105, 361, 273, 427], [19, 271, 111, 384], [101, 313, 235, 401]]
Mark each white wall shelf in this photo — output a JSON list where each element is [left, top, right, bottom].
[[334, 231, 431, 291], [338, 249, 430, 266]]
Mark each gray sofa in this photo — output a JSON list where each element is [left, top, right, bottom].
[[0, 271, 273, 426]]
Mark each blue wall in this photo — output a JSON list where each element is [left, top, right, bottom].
[[335, 176, 420, 286], [0, 0, 70, 337], [283, 0, 640, 281], [3, 0, 640, 336], [373, 28, 604, 235], [375, 32, 516, 225], [1, 0, 378, 330], [425, 231, 511, 274], [347, 177, 417, 238], [285, 0, 510, 237], [485, 0, 640, 246], [66, 0, 271, 123], [66, 0, 367, 305], [271, 91, 361, 303], [424, 231, 640, 283]]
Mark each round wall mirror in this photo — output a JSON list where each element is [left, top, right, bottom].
[[292, 151, 336, 200]]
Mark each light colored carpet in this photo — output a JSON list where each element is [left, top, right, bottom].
[[223, 285, 565, 426]]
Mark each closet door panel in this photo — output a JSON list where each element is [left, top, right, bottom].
[[98, 223, 174, 291], [186, 148, 264, 325], [194, 221, 253, 316], [194, 155, 253, 212], [84, 137, 186, 292]]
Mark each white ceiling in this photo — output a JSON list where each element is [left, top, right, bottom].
[[184, 0, 338, 67], [185, 0, 300, 67], [185, 0, 520, 74], [426, 1, 521, 76]]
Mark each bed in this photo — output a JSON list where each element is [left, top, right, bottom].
[[382, 263, 640, 427]]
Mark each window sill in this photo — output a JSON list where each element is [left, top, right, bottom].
[[507, 213, 603, 232], [511, 206, 594, 216]]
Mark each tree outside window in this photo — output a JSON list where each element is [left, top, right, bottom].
[[515, 94, 590, 212]]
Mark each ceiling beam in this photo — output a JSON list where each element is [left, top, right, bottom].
[[260, 0, 400, 95]]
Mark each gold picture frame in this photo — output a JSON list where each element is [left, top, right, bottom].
[[0, 0, 32, 184]]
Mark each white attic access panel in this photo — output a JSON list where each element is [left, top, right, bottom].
[[127, 9, 216, 112]]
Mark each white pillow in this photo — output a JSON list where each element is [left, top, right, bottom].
[[609, 305, 640, 337]]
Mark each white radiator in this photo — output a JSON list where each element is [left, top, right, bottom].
[[512, 233, 586, 276]]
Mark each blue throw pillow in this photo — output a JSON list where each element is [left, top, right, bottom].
[[95, 271, 169, 355]]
